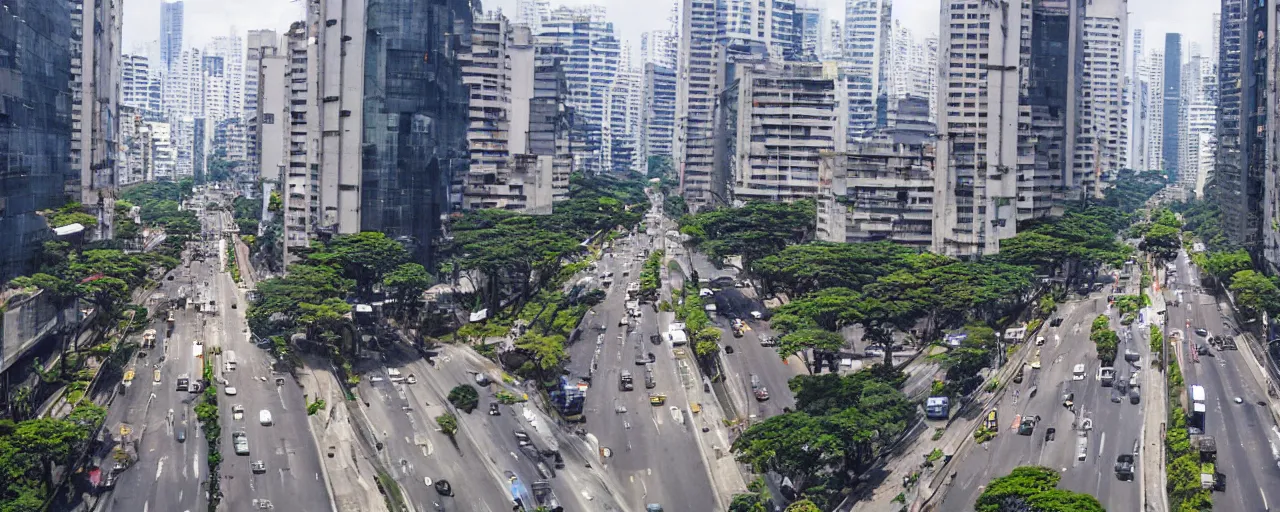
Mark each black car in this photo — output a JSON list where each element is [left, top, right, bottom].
[[1050, 318, 1064, 327], [724, 346, 735, 354], [489, 403, 500, 416], [1195, 328, 1209, 337], [434, 479, 452, 496]]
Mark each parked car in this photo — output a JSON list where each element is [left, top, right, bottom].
[[251, 460, 266, 474]]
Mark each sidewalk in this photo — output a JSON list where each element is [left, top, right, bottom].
[[296, 365, 389, 512]]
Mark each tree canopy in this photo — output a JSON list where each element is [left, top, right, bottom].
[[975, 466, 1105, 512], [680, 200, 816, 266], [0, 403, 106, 511], [732, 370, 915, 508], [1229, 270, 1280, 320]]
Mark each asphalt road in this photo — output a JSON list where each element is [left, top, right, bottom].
[[191, 193, 331, 512], [101, 258, 210, 512], [940, 290, 1145, 511], [403, 346, 625, 511], [357, 346, 515, 512], [564, 218, 719, 512], [708, 287, 801, 419], [1168, 251, 1280, 511]]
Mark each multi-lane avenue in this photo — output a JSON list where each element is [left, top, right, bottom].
[[1167, 250, 1280, 511], [941, 287, 1148, 511]]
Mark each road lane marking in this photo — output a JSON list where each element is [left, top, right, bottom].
[[193, 451, 200, 480], [156, 457, 165, 481]]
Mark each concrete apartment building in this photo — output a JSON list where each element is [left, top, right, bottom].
[[276, 22, 311, 259], [720, 63, 847, 204], [68, 0, 123, 214], [641, 63, 678, 166], [675, 0, 724, 211], [608, 49, 644, 173], [244, 30, 279, 175], [458, 16, 571, 213], [793, 2, 822, 62], [932, 0, 1027, 257], [842, 0, 893, 138], [817, 96, 936, 249], [122, 55, 163, 118], [1074, 0, 1127, 199], [538, 6, 621, 174], [160, 0, 183, 72], [1128, 29, 1146, 170], [118, 106, 152, 185], [1144, 49, 1164, 170]]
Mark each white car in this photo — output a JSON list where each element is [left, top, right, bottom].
[[224, 386, 238, 396], [750, 311, 763, 320], [232, 404, 244, 421]]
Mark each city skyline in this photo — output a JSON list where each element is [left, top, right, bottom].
[[123, 0, 1219, 67]]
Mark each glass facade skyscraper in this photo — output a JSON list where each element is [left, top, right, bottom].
[[0, 0, 73, 281], [359, 0, 472, 265]]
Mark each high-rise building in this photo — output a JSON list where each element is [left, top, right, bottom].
[[720, 62, 847, 204], [675, 0, 723, 211], [718, 0, 796, 61], [1181, 101, 1216, 194], [1144, 49, 1165, 170], [1162, 33, 1182, 176], [0, 0, 74, 282], [1220, 0, 1266, 253], [245, 29, 279, 180], [68, 0, 123, 216], [305, 0, 472, 266], [122, 55, 163, 116], [1074, 0, 1127, 198], [842, 0, 893, 138], [935, 0, 1015, 256], [640, 5, 681, 69], [886, 23, 938, 121], [1128, 29, 1145, 170], [118, 105, 151, 185], [277, 22, 310, 259], [148, 121, 176, 181], [205, 34, 247, 161], [160, 1, 184, 72], [822, 18, 843, 60], [641, 63, 678, 167], [538, 6, 621, 174], [817, 98, 936, 250], [458, 15, 571, 213], [610, 58, 644, 173], [1023, 0, 1084, 216], [793, 2, 822, 61]]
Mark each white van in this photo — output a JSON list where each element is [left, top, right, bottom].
[[259, 409, 273, 426], [388, 368, 404, 383], [224, 351, 237, 371], [1072, 363, 1086, 381]]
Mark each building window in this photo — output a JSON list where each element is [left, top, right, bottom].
[[263, 113, 275, 124]]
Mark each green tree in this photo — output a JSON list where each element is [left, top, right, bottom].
[[1230, 270, 1280, 319], [1141, 223, 1181, 257], [976, 466, 1105, 512], [515, 333, 568, 372], [680, 200, 816, 268], [692, 327, 722, 358], [382, 263, 432, 319], [322, 232, 409, 297], [447, 385, 480, 413], [435, 413, 458, 440], [784, 500, 822, 512], [777, 328, 844, 374], [46, 203, 98, 230], [1203, 249, 1252, 285]]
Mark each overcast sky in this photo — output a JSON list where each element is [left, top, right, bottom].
[[124, 0, 1218, 65]]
